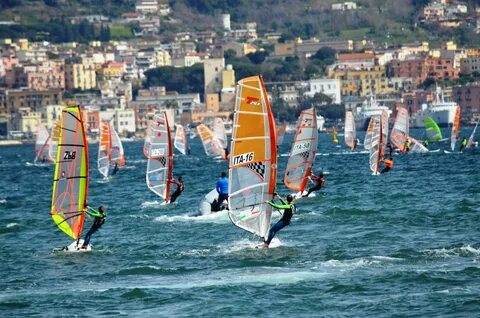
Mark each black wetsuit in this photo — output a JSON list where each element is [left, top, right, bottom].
[[83, 209, 105, 247], [170, 180, 184, 203]]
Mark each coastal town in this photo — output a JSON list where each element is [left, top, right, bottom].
[[1, 0, 480, 143]]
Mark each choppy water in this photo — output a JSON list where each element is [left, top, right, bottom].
[[1, 127, 479, 317]]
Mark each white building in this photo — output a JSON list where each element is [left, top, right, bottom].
[[304, 78, 342, 104], [135, 0, 158, 14], [99, 108, 136, 135], [332, 2, 357, 11], [43, 105, 63, 129]]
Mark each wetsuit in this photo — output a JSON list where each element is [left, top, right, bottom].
[[304, 175, 324, 197], [459, 138, 467, 152], [170, 179, 184, 203], [423, 140, 429, 148], [216, 177, 229, 204], [265, 198, 295, 245], [380, 158, 394, 174], [112, 164, 119, 175], [82, 207, 106, 247]]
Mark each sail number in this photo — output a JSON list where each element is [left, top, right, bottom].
[[63, 151, 76, 160], [292, 142, 311, 155], [233, 152, 254, 165], [150, 148, 165, 156]]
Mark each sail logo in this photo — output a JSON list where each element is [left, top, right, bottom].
[[63, 151, 76, 160], [150, 148, 165, 157], [232, 152, 254, 165], [157, 119, 165, 126], [303, 118, 313, 126], [245, 96, 260, 106], [292, 142, 310, 155]]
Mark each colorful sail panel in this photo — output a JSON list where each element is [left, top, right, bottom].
[[34, 124, 53, 165], [110, 123, 126, 166], [450, 106, 461, 151], [197, 124, 214, 156], [424, 117, 442, 142], [98, 122, 111, 178], [409, 137, 429, 153], [284, 108, 318, 192], [228, 75, 277, 239], [364, 116, 375, 150], [145, 112, 173, 202], [211, 117, 228, 159], [49, 121, 60, 163], [277, 121, 287, 146], [466, 121, 478, 149], [390, 107, 409, 152], [369, 115, 382, 175], [51, 106, 89, 240], [344, 111, 356, 150], [174, 124, 188, 155]]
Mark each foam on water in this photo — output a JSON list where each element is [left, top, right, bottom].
[[424, 245, 480, 258]]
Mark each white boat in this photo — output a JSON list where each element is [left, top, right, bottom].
[[355, 95, 392, 131], [410, 87, 459, 128]]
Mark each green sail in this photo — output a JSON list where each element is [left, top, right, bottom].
[[424, 117, 442, 141]]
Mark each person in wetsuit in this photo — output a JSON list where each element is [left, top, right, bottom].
[[303, 171, 325, 197], [170, 176, 184, 203], [81, 205, 106, 249], [380, 156, 394, 174], [459, 137, 467, 152], [112, 162, 119, 175], [258, 193, 296, 248]]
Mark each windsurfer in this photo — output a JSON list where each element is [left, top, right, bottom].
[[41, 155, 47, 163], [353, 138, 359, 150], [423, 139, 429, 148], [459, 137, 467, 152], [259, 193, 295, 248], [224, 147, 230, 160], [169, 176, 184, 203], [112, 162, 119, 175], [303, 171, 325, 197], [386, 142, 394, 157], [212, 172, 228, 212], [81, 205, 106, 249], [404, 139, 411, 152], [380, 156, 394, 174]]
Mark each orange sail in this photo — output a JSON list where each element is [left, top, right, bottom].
[[344, 111, 356, 150], [98, 121, 111, 178], [450, 106, 461, 151], [197, 124, 214, 156]]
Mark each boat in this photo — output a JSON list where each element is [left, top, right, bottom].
[[284, 108, 318, 197], [228, 75, 277, 240], [196, 124, 214, 156], [369, 111, 388, 175], [173, 124, 188, 155], [34, 124, 55, 165], [50, 106, 90, 250], [355, 95, 392, 130], [277, 121, 287, 146], [144, 112, 173, 204], [411, 87, 459, 128], [450, 106, 461, 151], [424, 117, 443, 142], [212, 117, 228, 159], [98, 121, 126, 178], [344, 111, 356, 150], [390, 107, 409, 152]]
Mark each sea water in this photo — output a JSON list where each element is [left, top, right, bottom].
[[1, 127, 479, 317]]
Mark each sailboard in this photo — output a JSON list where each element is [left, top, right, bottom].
[[144, 112, 173, 203], [98, 122, 111, 178], [344, 111, 356, 150], [466, 121, 478, 149], [197, 124, 214, 156], [34, 124, 54, 165], [211, 117, 228, 159], [390, 107, 409, 152], [228, 75, 277, 240], [277, 121, 287, 146], [424, 117, 442, 142], [174, 124, 188, 155], [50, 106, 89, 248], [284, 108, 318, 193], [364, 117, 375, 150], [49, 121, 60, 163], [450, 106, 461, 151]]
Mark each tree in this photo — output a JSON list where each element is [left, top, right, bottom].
[[246, 50, 269, 65], [311, 47, 336, 63]]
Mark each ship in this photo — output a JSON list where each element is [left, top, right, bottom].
[[354, 95, 392, 130], [410, 87, 459, 128]]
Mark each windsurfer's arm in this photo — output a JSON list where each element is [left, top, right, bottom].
[[85, 206, 101, 217]]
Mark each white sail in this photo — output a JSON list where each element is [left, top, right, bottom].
[[409, 137, 429, 153], [174, 124, 187, 155], [369, 115, 382, 175], [212, 117, 228, 159], [145, 112, 173, 202], [344, 111, 356, 150], [390, 107, 409, 152], [466, 121, 478, 149], [34, 124, 53, 165], [48, 121, 60, 163], [364, 117, 375, 150], [110, 123, 125, 166], [228, 75, 277, 239], [98, 122, 110, 178]]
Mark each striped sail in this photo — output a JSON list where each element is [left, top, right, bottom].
[[424, 117, 442, 142], [228, 75, 277, 239], [212, 117, 228, 159], [409, 137, 429, 153], [450, 106, 461, 151], [344, 111, 356, 150], [369, 113, 388, 175], [284, 108, 318, 192], [110, 124, 125, 166], [98, 122, 111, 178], [34, 124, 53, 165], [390, 107, 409, 152], [51, 106, 89, 240], [197, 124, 214, 156], [364, 117, 375, 150], [381, 110, 389, 155], [277, 121, 287, 146], [145, 112, 173, 202], [49, 121, 60, 162], [174, 124, 187, 155], [143, 121, 153, 157], [466, 121, 478, 149]]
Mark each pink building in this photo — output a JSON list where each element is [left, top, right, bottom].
[[5, 60, 65, 90]]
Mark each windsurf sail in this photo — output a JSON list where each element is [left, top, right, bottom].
[[34, 124, 54, 165], [424, 117, 442, 142], [174, 124, 188, 155], [364, 117, 375, 150], [98, 121, 111, 178], [409, 137, 428, 153], [50, 106, 89, 240], [197, 124, 214, 156], [390, 107, 409, 152], [369, 111, 388, 175], [277, 121, 287, 146], [109, 124, 125, 166], [466, 121, 478, 149], [284, 108, 318, 192], [145, 112, 173, 202], [49, 121, 60, 162], [143, 121, 153, 157], [344, 111, 356, 150], [450, 106, 461, 151], [211, 117, 228, 159], [228, 75, 277, 239]]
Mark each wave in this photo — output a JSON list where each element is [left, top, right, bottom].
[[423, 245, 480, 258], [0, 199, 6, 204], [153, 210, 229, 223], [6, 223, 18, 228]]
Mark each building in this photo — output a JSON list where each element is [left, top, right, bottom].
[[452, 83, 480, 122], [135, 0, 158, 14], [0, 88, 63, 114], [328, 67, 395, 97], [460, 57, 480, 75], [389, 57, 458, 85], [6, 60, 65, 91], [204, 58, 225, 96], [11, 107, 42, 134], [43, 104, 63, 130], [97, 62, 125, 81], [334, 52, 375, 70], [65, 57, 97, 91], [304, 78, 342, 104], [331, 2, 357, 11], [223, 41, 257, 57]]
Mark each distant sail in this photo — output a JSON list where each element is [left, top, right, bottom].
[[466, 121, 478, 149], [390, 107, 409, 152], [228, 75, 277, 239], [145, 112, 173, 202], [424, 117, 442, 142], [49, 121, 60, 162], [51, 106, 89, 240], [369, 111, 388, 175], [143, 121, 153, 157], [174, 124, 188, 155], [277, 121, 287, 146], [364, 117, 375, 150], [211, 117, 228, 159], [98, 122, 111, 178], [409, 137, 429, 153], [110, 124, 125, 166], [284, 108, 318, 192], [344, 111, 356, 150], [197, 124, 214, 156], [34, 124, 53, 165], [450, 106, 461, 151]]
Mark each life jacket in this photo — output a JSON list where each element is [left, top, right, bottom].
[[384, 159, 394, 169]]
